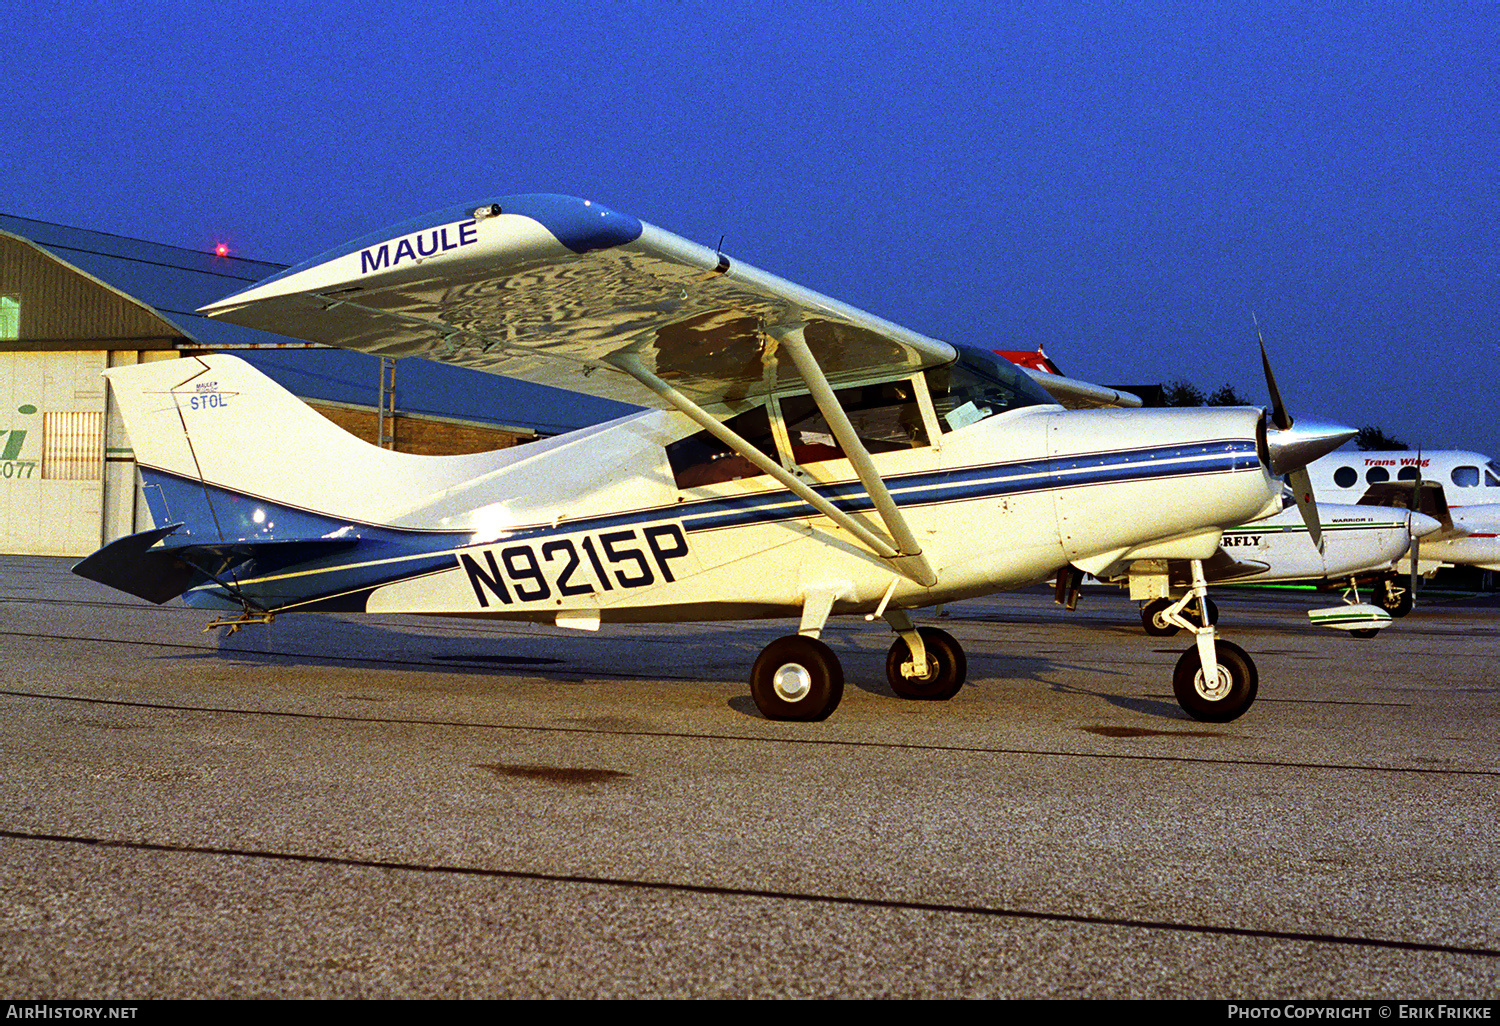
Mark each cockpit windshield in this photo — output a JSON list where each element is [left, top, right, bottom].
[[926, 346, 1055, 432], [1487, 460, 1500, 488]]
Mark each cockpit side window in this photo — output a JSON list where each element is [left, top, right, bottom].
[[1452, 465, 1480, 487], [667, 405, 779, 487], [926, 347, 1053, 433]]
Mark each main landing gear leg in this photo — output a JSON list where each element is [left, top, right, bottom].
[[883, 609, 967, 701], [749, 588, 844, 721], [1171, 558, 1258, 722]]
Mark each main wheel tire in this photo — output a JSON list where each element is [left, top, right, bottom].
[[1141, 599, 1180, 636], [1375, 577, 1414, 617], [750, 635, 844, 721], [1349, 628, 1382, 639], [1172, 639, 1258, 722], [1143, 597, 1218, 636], [886, 626, 967, 700]]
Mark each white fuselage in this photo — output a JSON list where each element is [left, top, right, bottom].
[[364, 404, 1282, 623], [1219, 503, 1433, 583], [102, 356, 1286, 625]]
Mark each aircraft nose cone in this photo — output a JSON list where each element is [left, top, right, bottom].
[[1265, 419, 1358, 475], [1409, 511, 1442, 539]]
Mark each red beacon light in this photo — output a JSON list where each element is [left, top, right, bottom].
[[214, 242, 230, 258]]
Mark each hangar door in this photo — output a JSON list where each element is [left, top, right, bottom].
[[0, 350, 107, 555]]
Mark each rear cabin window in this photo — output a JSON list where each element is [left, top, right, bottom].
[[667, 380, 928, 487], [667, 405, 779, 488]]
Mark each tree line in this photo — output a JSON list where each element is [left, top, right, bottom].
[[1159, 379, 1406, 450]]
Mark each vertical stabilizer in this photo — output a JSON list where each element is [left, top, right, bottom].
[[105, 354, 511, 539]]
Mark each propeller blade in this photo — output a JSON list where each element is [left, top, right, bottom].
[[1408, 518, 1417, 595], [1255, 318, 1353, 557], [1409, 446, 1422, 600], [1289, 467, 1323, 552], [1256, 315, 1292, 431]]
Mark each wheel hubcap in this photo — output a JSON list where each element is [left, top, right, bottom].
[[773, 662, 812, 702], [1195, 665, 1233, 701]]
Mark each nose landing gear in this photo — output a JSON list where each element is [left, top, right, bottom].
[[1171, 559, 1258, 722]]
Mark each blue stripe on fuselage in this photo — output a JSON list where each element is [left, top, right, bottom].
[[151, 438, 1259, 610]]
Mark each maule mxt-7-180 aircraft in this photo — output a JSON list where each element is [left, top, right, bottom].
[[74, 194, 1355, 723]]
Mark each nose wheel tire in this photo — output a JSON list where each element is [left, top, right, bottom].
[[1172, 639, 1257, 722], [1375, 576, 1414, 617], [750, 635, 844, 721], [1141, 597, 1218, 636], [886, 626, 967, 700]]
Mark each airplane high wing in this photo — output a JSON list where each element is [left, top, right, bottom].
[[1018, 369, 1143, 410], [77, 193, 1359, 724], [199, 195, 971, 587], [199, 195, 954, 412]]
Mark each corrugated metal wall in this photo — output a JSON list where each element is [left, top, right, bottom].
[[0, 232, 182, 348]]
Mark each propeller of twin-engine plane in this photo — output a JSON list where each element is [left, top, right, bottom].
[[1408, 446, 1424, 604]]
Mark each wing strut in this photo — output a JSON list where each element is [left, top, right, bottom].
[[608, 351, 937, 586], [773, 325, 936, 586]]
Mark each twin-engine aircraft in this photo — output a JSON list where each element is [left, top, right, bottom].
[[74, 194, 1354, 723], [1309, 450, 1500, 583], [1104, 499, 1439, 638]]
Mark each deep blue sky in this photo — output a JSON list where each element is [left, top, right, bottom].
[[5, 2, 1496, 454]]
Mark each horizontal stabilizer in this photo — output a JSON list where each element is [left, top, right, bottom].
[[72, 524, 359, 605], [1307, 603, 1392, 634], [72, 524, 196, 604]]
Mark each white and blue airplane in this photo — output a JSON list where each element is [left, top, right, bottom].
[[73, 194, 1355, 723]]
